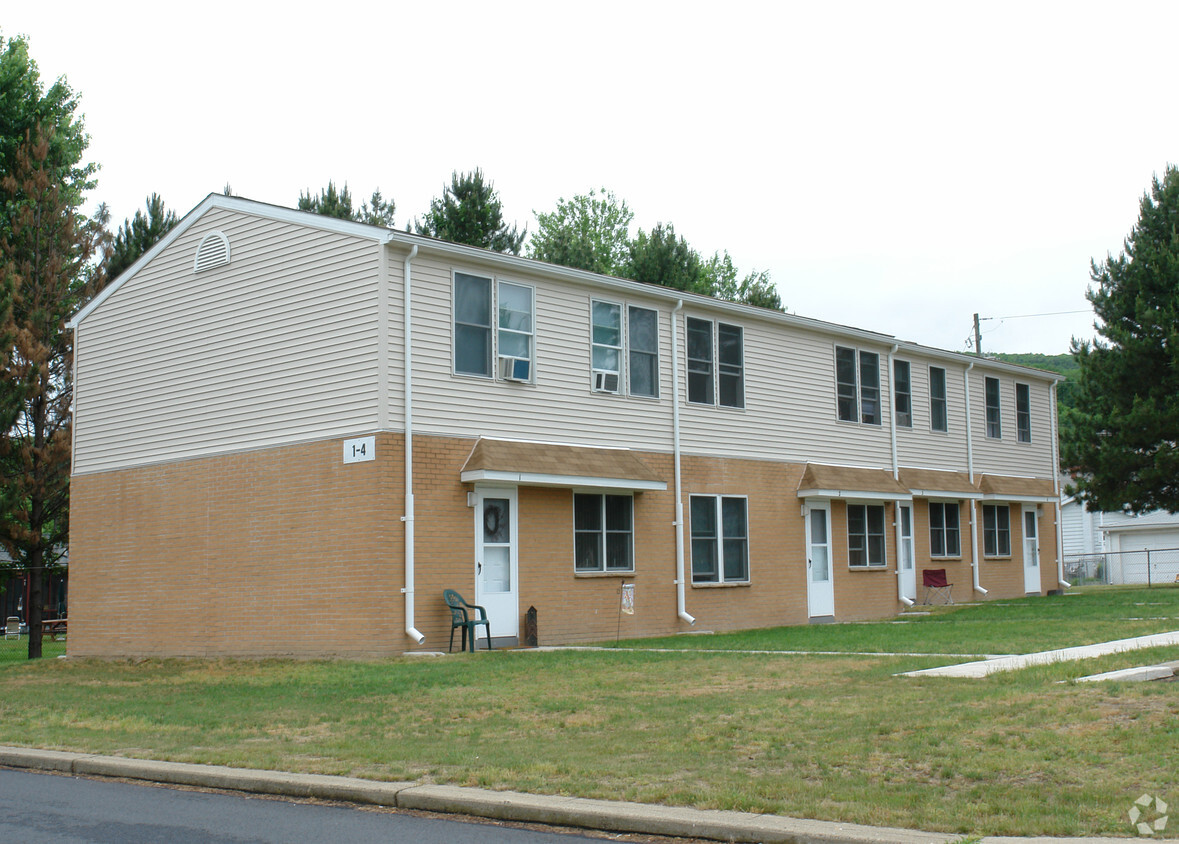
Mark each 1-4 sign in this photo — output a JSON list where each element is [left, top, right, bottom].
[[343, 436, 375, 464]]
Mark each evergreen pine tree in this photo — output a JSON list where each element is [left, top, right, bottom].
[[415, 169, 525, 254], [1064, 164, 1179, 512]]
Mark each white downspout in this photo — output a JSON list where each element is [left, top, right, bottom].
[[888, 344, 914, 606], [671, 300, 695, 626], [964, 362, 987, 596], [400, 242, 425, 644], [1050, 381, 1070, 589]]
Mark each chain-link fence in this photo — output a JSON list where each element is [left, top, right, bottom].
[[1063, 547, 1179, 587], [1, 566, 68, 663]]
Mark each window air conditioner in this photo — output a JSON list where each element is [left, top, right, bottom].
[[592, 369, 620, 393], [499, 356, 531, 382]]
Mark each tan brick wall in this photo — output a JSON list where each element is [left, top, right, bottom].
[[828, 500, 908, 622], [71, 433, 1055, 657], [912, 499, 974, 605], [70, 435, 406, 657]]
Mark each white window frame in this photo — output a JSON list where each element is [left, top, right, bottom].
[[627, 305, 660, 399], [689, 494, 750, 584], [573, 492, 634, 573], [686, 316, 715, 405], [590, 299, 623, 393], [1015, 382, 1031, 443], [983, 503, 1011, 557], [846, 502, 887, 568], [497, 280, 535, 383], [834, 346, 880, 425], [984, 376, 1002, 439], [453, 271, 493, 378], [929, 366, 948, 433], [453, 272, 536, 383], [686, 317, 744, 409], [894, 359, 912, 428], [928, 501, 961, 558]]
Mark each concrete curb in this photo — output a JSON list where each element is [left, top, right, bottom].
[[0, 746, 1134, 843]]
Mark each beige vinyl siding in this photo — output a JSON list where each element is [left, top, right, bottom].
[[406, 252, 676, 452], [895, 354, 969, 472], [73, 209, 382, 474], [678, 318, 895, 466], [968, 370, 1055, 477]]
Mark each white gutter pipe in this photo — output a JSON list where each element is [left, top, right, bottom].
[[670, 300, 695, 626], [964, 362, 987, 596], [888, 344, 914, 606], [1050, 381, 1070, 589], [399, 242, 425, 644]]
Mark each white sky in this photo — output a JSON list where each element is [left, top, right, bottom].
[[9, 1, 1178, 354]]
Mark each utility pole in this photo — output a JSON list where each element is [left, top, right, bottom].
[[973, 313, 982, 356]]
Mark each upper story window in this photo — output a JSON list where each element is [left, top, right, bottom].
[[687, 317, 744, 408], [1016, 383, 1031, 443], [929, 366, 948, 432], [984, 376, 1002, 439], [929, 501, 960, 557], [894, 360, 912, 428], [454, 272, 534, 382], [591, 302, 661, 397], [628, 306, 659, 398], [847, 503, 886, 567], [835, 346, 880, 425], [591, 301, 623, 393], [574, 493, 634, 572], [983, 504, 1011, 557], [498, 282, 534, 379], [454, 272, 492, 377], [690, 495, 749, 583]]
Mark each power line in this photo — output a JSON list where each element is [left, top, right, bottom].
[[979, 309, 1090, 321]]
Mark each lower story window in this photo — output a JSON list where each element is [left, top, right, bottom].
[[983, 503, 1011, 556], [690, 495, 749, 583], [847, 503, 886, 567], [929, 501, 961, 557], [574, 493, 633, 572]]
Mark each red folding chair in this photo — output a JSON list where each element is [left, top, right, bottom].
[[922, 569, 954, 605]]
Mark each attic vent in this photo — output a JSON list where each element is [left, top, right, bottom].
[[194, 231, 231, 273]]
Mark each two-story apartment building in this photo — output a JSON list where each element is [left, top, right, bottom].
[[66, 195, 1065, 656]]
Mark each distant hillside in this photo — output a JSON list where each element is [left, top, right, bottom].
[[990, 353, 1078, 377]]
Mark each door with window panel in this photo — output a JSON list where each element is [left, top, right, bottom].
[[474, 488, 519, 641], [806, 502, 835, 617]]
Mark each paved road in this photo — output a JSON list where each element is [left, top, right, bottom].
[[0, 769, 609, 843]]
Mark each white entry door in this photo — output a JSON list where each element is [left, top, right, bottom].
[[806, 502, 835, 617], [1023, 505, 1041, 594], [475, 487, 519, 642], [898, 504, 916, 602]]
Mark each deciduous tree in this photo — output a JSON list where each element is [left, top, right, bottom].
[[700, 251, 783, 311], [528, 188, 632, 276], [1064, 164, 1179, 513], [415, 169, 525, 254]]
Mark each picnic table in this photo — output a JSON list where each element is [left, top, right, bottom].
[[42, 619, 67, 640]]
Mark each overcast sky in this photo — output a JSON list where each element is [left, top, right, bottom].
[[9, 1, 1178, 354]]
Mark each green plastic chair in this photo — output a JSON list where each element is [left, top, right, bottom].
[[443, 590, 492, 653]]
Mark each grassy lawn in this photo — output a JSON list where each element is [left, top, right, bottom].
[[0, 587, 1176, 838], [612, 585, 1179, 655], [0, 637, 66, 663]]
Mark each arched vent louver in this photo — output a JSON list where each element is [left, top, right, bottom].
[[194, 231, 231, 273]]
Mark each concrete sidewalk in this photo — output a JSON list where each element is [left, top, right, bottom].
[[0, 746, 1134, 843], [900, 630, 1179, 678]]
